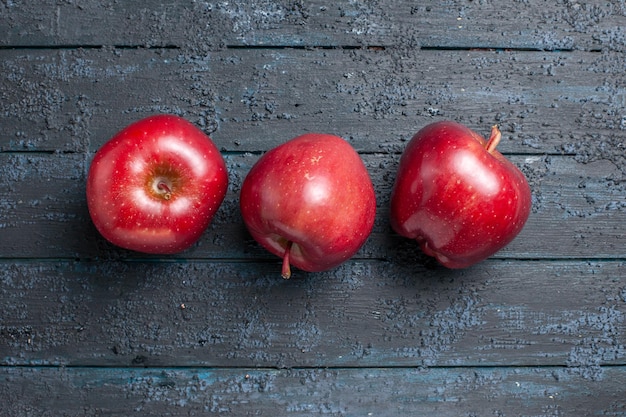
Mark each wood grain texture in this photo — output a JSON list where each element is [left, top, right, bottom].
[[0, 260, 624, 369], [2, 366, 625, 416], [0, 152, 623, 259], [2, 0, 626, 51], [1, 47, 625, 155]]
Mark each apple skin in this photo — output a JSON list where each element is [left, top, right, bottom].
[[240, 133, 376, 278], [86, 114, 228, 254], [390, 121, 531, 268]]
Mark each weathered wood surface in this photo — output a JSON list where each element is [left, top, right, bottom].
[[1, 260, 624, 369], [2, 0, 626, 50], [2, 366, 625, 416], [2, 47, 625, 155], [1, 0, 625, 416]]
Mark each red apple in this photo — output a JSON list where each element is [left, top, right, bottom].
[[240, 133, 376, 278], [390, 121, 531, 268], [86, 114, 228, 254]]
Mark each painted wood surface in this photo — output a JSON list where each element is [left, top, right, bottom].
[[2, 0, 625, 50], [1, 1, 625, 416], [1, 260, 624, 369], [2, 366, 625, 416], [2, 47, 625, 155]]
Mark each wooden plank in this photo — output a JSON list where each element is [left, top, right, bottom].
[[2, 48, 625, 155], [1, 366, 625, 416], [1, 0, 624, 51], [0, 260, 624, 368], [0, 152, 623, 260]]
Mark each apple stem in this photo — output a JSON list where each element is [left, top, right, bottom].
[[281, 241, 293, 279], [485, 125, 502, 154], [157, 182, 172, 200]]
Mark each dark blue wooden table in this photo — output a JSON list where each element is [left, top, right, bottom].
[[1, 1, 625, 415]]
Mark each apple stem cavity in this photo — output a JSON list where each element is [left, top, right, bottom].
[[281, 241, 293, 279], [485, 125, 502, 154], [157, 180, 173, 200]]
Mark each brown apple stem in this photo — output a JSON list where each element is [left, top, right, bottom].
[[157, 182, 172, 200], [281, 241, 293, 279], [485, 125, 502, 154]]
